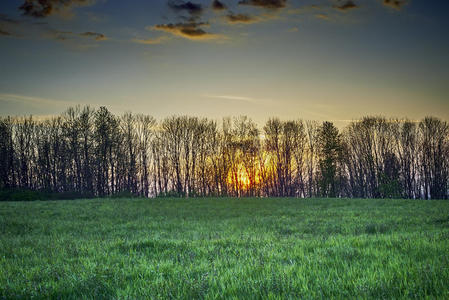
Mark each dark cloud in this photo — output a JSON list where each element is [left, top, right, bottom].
[[168, 1, 203, 15], [154, 22, 206, 37], [156, 1, 228, 41], [383, 0, 406, 10], [226, 13, 257, 24], [45, 30, 74, 41], [55, 31, 72, 40], [212, 0, 227, 11], [45, 30, 107, 42], [1, 10, 107, 43], [238, 0, 287, 9], [80, 31, 107, 41], [335, 1, 358, 11], [19, 0, 94, 18], [153, 22, 222, 40]]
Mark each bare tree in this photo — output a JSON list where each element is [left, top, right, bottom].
[[136, 114, 156, 197], [1, 107, 448, 200]]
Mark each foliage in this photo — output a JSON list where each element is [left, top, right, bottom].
[[378, 173, 402, 199], [1, 197, 449, 298], [317, 121, 342, 197]]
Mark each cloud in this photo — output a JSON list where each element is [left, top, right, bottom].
[[164, 1, 232, 41], [238, 0, 287, 9], [43, 29, 107, 44], [19, 0, 97, 18], [132, 36, 171, 45], [315, 14, 330, 20], [0, 93, 130, 115], [204, 94, 256, 103], [168, 1, 203, 16], [0, 14, 21, 37], [226, 13, 259, 24], [1, 12, 106, 43], [0, 14, 20, 24], [0, 29, 11, 36], [153, 22, 223, 40], [288, 27, 298, 32], [212, 0, 227, 11], [287, 5, 321, 15], [49, 30, 73, 41], [382, 0, 406, 10], [203, 94, 275, 105], [335, 1, 358, 11], [225, 11, 279, 25], [0, 93, 79, 107], [80, 31, 107, 41]]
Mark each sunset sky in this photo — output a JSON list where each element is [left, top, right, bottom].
[[1, 0, 448, 124]]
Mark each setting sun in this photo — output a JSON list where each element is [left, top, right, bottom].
[[227, 165, 251, 190]]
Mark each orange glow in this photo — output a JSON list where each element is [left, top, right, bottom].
[[238, 169, 251, 188], [227, 163, 262, 190], [227, 165, 250, 189]]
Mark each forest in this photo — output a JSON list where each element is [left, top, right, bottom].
[[0, 106, 448, 200]]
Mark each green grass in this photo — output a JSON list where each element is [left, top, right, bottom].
[[1, 198, 449, 299]]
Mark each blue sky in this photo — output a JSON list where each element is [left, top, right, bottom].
[[1, 0, 448, 124]]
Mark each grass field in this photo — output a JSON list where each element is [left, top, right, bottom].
[[1, 198, 449, 299]]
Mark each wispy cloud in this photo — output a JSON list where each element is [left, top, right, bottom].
[[382, 0, 407, 10], [226, 13, 259, 25], [212, 0, 227, 11], [335, 1, 358, 11], [239, 0, 287, 9], [132, 35, 171, 45], [0, 14, 23, 38], [315, 14, 330, 20], [203, 94, 274, 105], [152, 22, 226, 41], [45, 30, 108, 41], [287, 5, 322, 15], [19, 0, 98, 19], [205, 94, 254, 102], [80, 31, 108, 41], [0, 28, 11, 36], [0, 93, 132, 113], [0, 12, 108, 47], [225, 12, 279, 25], [0, 93, 79, 107], [168, 1, 203, 16]]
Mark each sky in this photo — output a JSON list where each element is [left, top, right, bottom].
[[0, 0, 448, 125]]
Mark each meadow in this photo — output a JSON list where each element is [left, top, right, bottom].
[[1, 197, 449, 299]]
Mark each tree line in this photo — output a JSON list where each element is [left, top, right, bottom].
[[1, 106, 448, 200]]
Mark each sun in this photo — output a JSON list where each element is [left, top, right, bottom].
[[238, 169, 251, 188], [227, 165, 251, 189], [227, 163, 262, 191]]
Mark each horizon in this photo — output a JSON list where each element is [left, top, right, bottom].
[[1, 0, 448, 123], [0, 103, 444, 130]]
